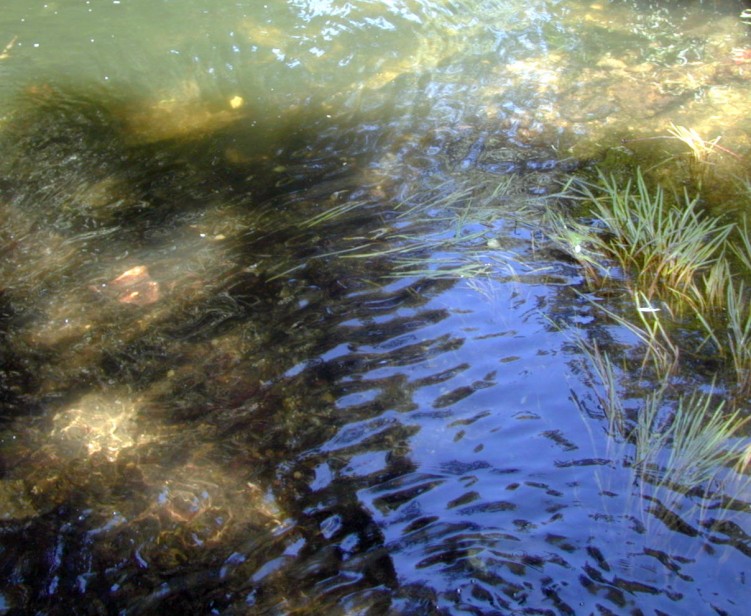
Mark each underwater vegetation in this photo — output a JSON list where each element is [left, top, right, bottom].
[[291, 110, 751, 526], [0, 82, 429, 613], [548, 169, 734, 310], [541, 123, 751, 515], [292, 107, 751, 513], [579, 341, 750, 528]]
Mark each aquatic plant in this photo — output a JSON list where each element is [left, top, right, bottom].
[[580, 340, 627, 439], [301, 175, 546, 281], [593, 170, 732, 304], [583, 344, 751, 525], [557, 161, 751, 528], [548, 156, 751, 399], [654, 123, 747, 205], [300, 198, 373, 228], [638, 389, 751, 529], [697, 256, 732, 313], [550, 169, 734, 311], [684, 223, 751, 397], [666, 123, 741, 171], [731, 219, 751, 274], [666, 123, 717, 163], [583, 291, 680, 379], [699, 312, 751, 404], [662, 391, 748, 489], [545, 207, 613, 288]]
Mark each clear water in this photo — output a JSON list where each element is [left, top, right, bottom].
[[0, 1, 750, 614]]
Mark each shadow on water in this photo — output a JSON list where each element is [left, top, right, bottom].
[[0, 84, 400, 611], [0, 82, 513, 614]]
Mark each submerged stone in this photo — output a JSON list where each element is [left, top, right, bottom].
[[0, 479, 37, 521]]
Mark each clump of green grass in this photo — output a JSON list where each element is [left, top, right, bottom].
[[547, 162, 751, 395], [583, 344, 751, 522], [663, 391, 748, 490], [555, 134, 751, 531], [638, 388, 751, 528], [685, 221, 751, 398], [549, 168, 733, 310]]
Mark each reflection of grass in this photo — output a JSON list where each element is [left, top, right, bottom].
[[582, 341, 627, 438]]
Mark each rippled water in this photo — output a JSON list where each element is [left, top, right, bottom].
[[1, 1, 750, 614]]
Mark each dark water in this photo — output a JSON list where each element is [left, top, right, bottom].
[[1, 1, 750, 614]]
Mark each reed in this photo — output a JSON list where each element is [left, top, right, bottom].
[[667, 123, 742, 165], [667, 124, 719, 178]]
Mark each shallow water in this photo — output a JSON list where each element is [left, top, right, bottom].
[[1, 1, 750, 614]]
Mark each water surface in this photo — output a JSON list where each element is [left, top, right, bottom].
[[1, 1, 750, 614]]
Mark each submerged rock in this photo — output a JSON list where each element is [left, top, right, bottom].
[[93, 265, 161, 307], [117, 80, 248, 145], [51, 392, 141, 461], [0, 479, 37, 521]]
